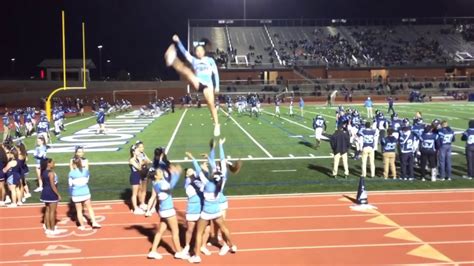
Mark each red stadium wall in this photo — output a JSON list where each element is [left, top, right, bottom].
[[326, 69, 371, 79], [218, 70, 262, 80], [275, 70, 301, 80], [387, 68, 446, 78], [305, 68, 327, 79]]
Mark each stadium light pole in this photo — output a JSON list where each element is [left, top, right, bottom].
[[10, 58, 15, 77], [97, 45, 103, 79], [106, 59, 111, 79], [243, 0, 247, 25]]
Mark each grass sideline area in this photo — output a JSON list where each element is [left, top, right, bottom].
[[17, 102, 474, 203]]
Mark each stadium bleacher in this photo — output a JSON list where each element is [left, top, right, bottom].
[[190, 19, 474, 68]]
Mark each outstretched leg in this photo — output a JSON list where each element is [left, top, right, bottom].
[[165, 45, 220, 136]]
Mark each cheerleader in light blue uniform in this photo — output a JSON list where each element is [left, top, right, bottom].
[[33, 136, 48, 192], [206, 138, 242, 246], [188, 138, 237, 264], [182, 152, 213, 257], [145, 147, 170, 217], [68, 156, 101, 230], [165, 35, 221, 137], [147, 165, 188, 260]]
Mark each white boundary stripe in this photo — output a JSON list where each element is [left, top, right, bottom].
[[164, 109, 187, 154], [221, 109, 273, 158], [4, 188, 474, 208], [51, 154, 332, 166], [2, 188, 472, 211], [1, 218, 473, 233], [3, 207, 473, 221], [62, 115, 95, 126], [2, 240, 474, 264], [0, 202, 474, 222]]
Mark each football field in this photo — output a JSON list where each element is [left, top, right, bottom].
[[20, 102, 474, 202]]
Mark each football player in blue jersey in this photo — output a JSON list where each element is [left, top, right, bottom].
[[358, 121, 378, 178], [96, 108, 106, 135], [461, 120, 474, 179], [390, 113, 403, 140], [399, 126, 416, 180], [437, 120, 455, 181], [381, 128, 398, 179], [274, 97, 281, 118], [313, 115, 327, 149], [419, 125, 438, 181], [373, 111, 388, 151]]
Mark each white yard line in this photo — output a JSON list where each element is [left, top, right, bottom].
[[271, 169, 297, 172], [263, 109, 331, 141], [164, 109, 187, 154], [453, 145, 466, 150], [263, 110, 314, 131], [292, 107, 334, 120], [221, 109, 273, 158]]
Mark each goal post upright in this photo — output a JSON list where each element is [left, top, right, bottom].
[[46, 11, 87, 121]]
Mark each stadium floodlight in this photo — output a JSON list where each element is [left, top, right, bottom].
[[98, 45, 103, 78]]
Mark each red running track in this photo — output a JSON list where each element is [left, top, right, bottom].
[[0, 189, 473, 265]]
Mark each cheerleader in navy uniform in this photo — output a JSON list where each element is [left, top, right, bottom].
[[0, 145, 7, 206], [2, 111, 10, 142], [3, 147, 22, 207], [129, 145, 145, 215], [16, 142, 31, 201], [147, 165, 188, 260], [40, 158, 64, 235]]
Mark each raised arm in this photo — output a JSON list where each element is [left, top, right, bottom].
[[210, 58, 220, 91], [173, 35, 195, 63], [169, 171, 180, 189], [186, 152, 202, 177], [219, 139, 226, 161], [207, 142, 217, 172]]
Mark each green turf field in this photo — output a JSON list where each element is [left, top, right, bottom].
[[21, 102, 474, 202]]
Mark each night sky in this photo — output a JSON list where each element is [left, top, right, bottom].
[[1, 0, 473, 80]]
